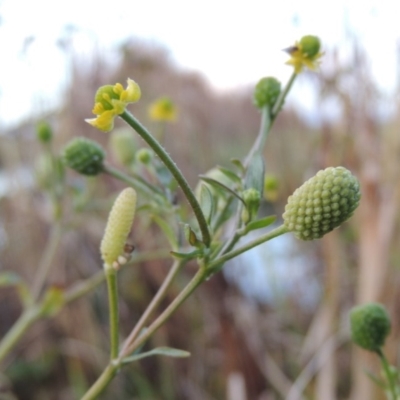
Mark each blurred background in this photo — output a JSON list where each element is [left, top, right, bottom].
[[1, 0, 400, 399]]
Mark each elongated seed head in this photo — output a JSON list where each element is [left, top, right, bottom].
[[100, 188, 137, 267]]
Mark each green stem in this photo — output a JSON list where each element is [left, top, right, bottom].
[[31, 221, 63, 301], [121, 267, 208, 358], [81, 363, 118, 400], [64, 249, 172, 304], [103, 163, 163, 199], [377, 348, 397, 400], [208, 224, 289, 272], [0, 306, 42, 364], [120, 110, 211, 247], [119, 259, 185, 358], [105, 267, 119, 360], [271, 71, 297, 119]]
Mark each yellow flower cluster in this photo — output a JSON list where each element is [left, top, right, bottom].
[[86, 79, 141, 132], [285, 35, 323, 74], [148, 96, 178, 122]]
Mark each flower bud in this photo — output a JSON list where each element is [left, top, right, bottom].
[[63, 137, 105, 176], [241, 188, 261, 223], [136, 148, 153, 165], [36, 121, 53, 143], [264, 174, 279, 202], [100, 188, 137, 267], [299, 35, 321, 58], [283, 167, 360, 240], [110, 128, 137, 166], [253, 77, 281, 109], [350, 303, 391, 351]]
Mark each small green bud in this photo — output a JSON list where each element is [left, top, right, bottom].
[[350, 303, 391, 352], [241, 188, 261, 223], [36, 121, 53, 143], [253, 77, 281, 109], [264, 174, 279, 202], [110, 128, 137, 166], [101, 188, 137, 267], [136, 148, 153, 165], [283, 167, 360, 240], [299, 35, 321, 59], [63, 137, 105, 176]]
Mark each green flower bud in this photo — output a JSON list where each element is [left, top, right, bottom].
[[350, 303, 391, 352], [264, 174, 279, 202], [36, 121, 53, 143], [110, 128, 137, 166], [63, 137, 105, 176], [136, 148, 153, 165], [253, 77, 281, 109], [100, 188, 137, 267], [283, 167, 360, 240], [299, 35, 321, 59], [242, 188, 261, 223]]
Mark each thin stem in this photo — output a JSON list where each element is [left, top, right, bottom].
[[0, 306, 42, 364], [377, 348, 397, 400], [271, 71, 297, 119], [120, 267, 207, 359], [103, 163, 163, 199], [81, 363, 118, 400], [31, 221, 63, 301], [120, 110, 211, 247], [208, 225, 289, 272], [105, 267, 119, 360], [119, 259, 185, 357], [64, 249, 172, 304]]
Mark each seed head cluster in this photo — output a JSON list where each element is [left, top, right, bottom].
[[283, 167, 360, 240]]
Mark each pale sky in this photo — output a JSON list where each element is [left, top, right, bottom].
[[1, 0, 399, 127]]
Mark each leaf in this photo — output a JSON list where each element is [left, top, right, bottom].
[[230, 158, 245, 173], [246, 216, 277, 232], [182, 223, 201, 247], [122, 347, 191, 365], [170, 249, 202, 260], [151, 215, 179, 250], [199, 176, 245, 205], [245, 154, 265, 194], [198, 183, 214, 223], [216, 166, 242, 185]]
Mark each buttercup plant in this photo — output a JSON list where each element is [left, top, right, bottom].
[[0, 35, 363, 399]]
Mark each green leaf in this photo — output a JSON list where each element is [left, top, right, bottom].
[[230, 158, 245, 173], [216, 166, 242, 185], [246, 216, 277, 232], [151, 215, 179, 250], [245, 154, 265, 194], [199, 176, 245, 205], [198, 183, 214, 224], [182, 224, 201, 247], [170, 249, 202, 260], [122, 347, 190, 364]]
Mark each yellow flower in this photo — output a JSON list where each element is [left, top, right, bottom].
[[86, 78, 141, 132], [148, 96, 178, 122], [285, 35, 323, 74]]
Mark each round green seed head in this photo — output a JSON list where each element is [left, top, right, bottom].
[[136, 148, 153, 165], [350, 303, 391, 351], [283, 167, 360, 240], [63, 137, 105, 176], [101, 188, 137, 266], [299, 35, 321, 58], [36, 121, 53, 143], [253, 77, 281, 109]]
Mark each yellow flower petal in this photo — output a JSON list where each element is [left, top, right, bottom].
[[85, 110, 116, 132]]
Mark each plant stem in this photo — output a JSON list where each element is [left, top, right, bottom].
[[377, 348, 397, 400], [271, 71, 297, 119], [120, 110, 211, 247], [81, 363, 118, 400], [119, 259, 185, 358], [103, 163, 163, 199], [0, 306, 43, 364], [121, 267, 208, 358], [208, 224, 289, 272], [31, 220, 63, 301], [105, 267, 120, 360]]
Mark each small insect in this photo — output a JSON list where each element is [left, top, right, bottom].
[[112, 243, 135, 270]]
